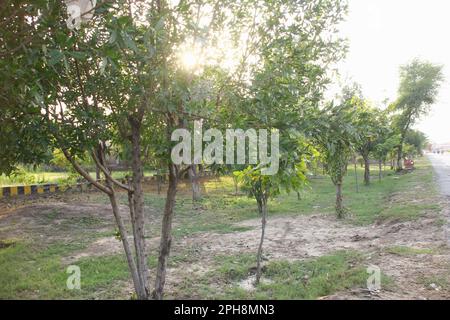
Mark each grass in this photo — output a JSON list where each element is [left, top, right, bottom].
[[418, 274, 450, 291], [0, 157, 443, 299], [0, 241, 135, 299], [177, 251, 390, 300], [0, 170, 156, 187], [269, 158, 440, 225], [386, 246, 436, 256], [249, 251, 369, 299], [160, 158, 441, 232], [101, 158, 439, 241]]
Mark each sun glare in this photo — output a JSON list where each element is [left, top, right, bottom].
[[180, 51, 198, 70]]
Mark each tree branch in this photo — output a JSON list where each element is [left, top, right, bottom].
[[91, 149, 133, 192], [61, 148, 112, 195]]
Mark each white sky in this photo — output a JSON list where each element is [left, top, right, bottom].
[[339, 0, 450, 144]]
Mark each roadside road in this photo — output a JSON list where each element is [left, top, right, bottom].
[[427, 153, 450, 196], [427, 152, 450, 245]]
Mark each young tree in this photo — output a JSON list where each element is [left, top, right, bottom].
[[312, 103, 356, 218], [232, 0, 348, 283], [351, 98, 387, 185], [236, 141, 307, 285], [390, 59, 443, 170], [372, 132, 398, 181]]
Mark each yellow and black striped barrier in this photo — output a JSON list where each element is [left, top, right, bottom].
[[0, 171, 216, 199], [0, 184, 59, 199]]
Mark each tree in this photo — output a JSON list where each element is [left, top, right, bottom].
[[373, 132, 399, 180], [236, 138, 307, 284], [312, 102, 356, 218], [0, 0, 54, 175], [391, 59, 443, 170], [351, 98, 387, 185], [0, 0, 234, 300], [231, 0, 348, 283], [404, 130, 428, 157]]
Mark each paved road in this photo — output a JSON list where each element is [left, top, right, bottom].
[[427, 153, 450, 245], [427, 153, 450, 196]]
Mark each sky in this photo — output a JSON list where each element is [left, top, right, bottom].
[[339, 0, 450, 144]]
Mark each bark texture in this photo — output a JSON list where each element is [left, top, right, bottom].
[[153, 163, 178, 300]]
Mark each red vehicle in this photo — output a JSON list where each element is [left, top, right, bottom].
[[404, 159, 415, 170]]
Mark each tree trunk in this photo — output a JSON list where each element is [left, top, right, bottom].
[[107, 188, 145, 299], [156, 169, 162, 195], [335, 181, 344, 218], [255, 196, 268, 285], [232, 175, 239, 195], [378, 160, 382, 182], [94, 144, 102, 181], [129, 121, 149, 298], [188, 165, 201, 202], [95, 167, 101, 181], [397, 144, 403, 171], [153, 163, 178, 300], [256, 198, 263, 214], [363, 155, 370, 185], [354, 156, 359, 193]]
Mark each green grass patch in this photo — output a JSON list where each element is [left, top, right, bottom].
[[0, 241, 132, 299], [197, 251, 388, 300], [418, 274, 450, 291], [386, 246, 435, 256]]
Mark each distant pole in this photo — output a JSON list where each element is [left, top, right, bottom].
[[354, 155, 359, 193]]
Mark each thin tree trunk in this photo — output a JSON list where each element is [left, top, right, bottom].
[[256, 198, 263, 214], [336, 181, 344, 218], [107, 189, 145, 299], [354, 156, 359, 193], [255, 196, 267, 285], [65, 145, 148, 299], [156, 169, 162, 195], [233, 176, 239, 195], [397, 144, 403, 171], [95, 167, 101, 181], [153, 163, 178, 300], [378, 160, 382, 182], [363, 155, 370, 185], [188, 165, 201, 202], [130, 121, 149, 298], [95, 145, 102, 181]]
